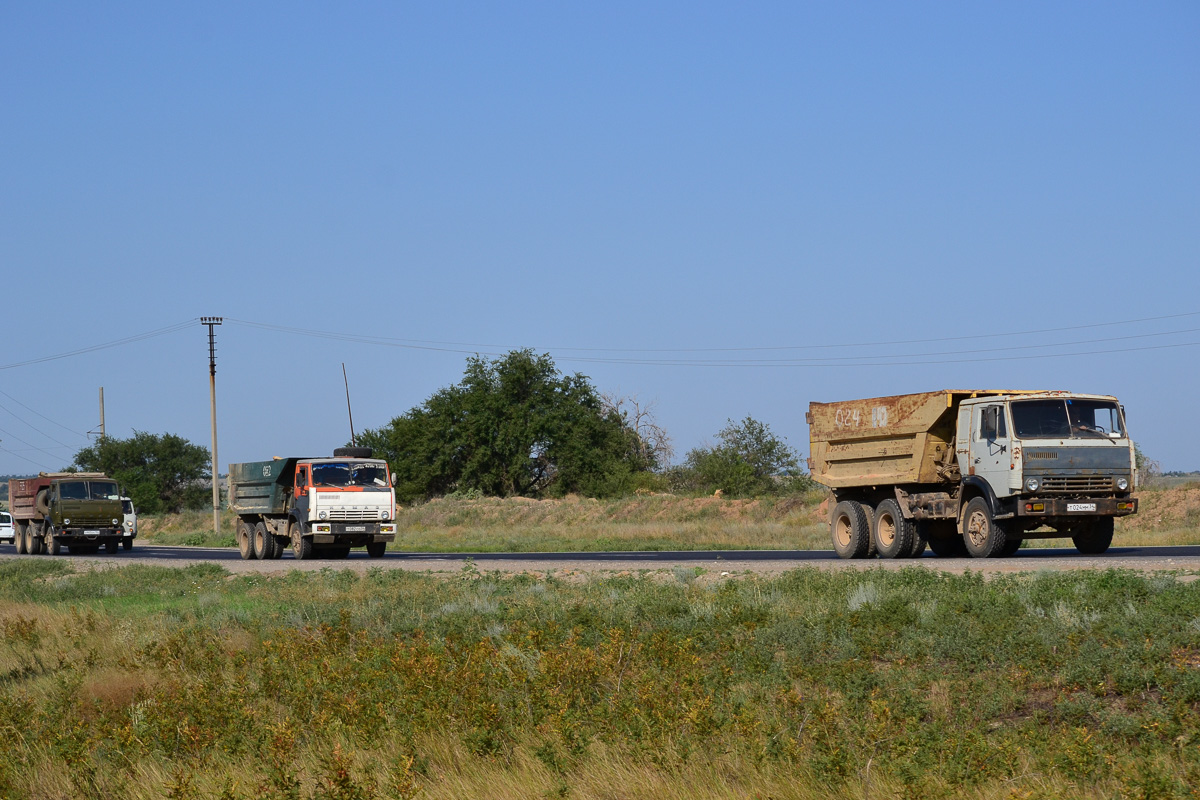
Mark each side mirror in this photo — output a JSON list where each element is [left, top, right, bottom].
[[391, 473, 398, 486]]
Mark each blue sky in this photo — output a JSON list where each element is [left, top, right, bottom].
[[1, 2, 1198, 477]]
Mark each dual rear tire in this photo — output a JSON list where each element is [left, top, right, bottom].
[[831, 499, 925, 559]]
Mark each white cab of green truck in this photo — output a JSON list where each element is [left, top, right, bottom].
[[808, 390, 1138, 559]]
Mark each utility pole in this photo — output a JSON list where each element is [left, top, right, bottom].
[[201, 317, 223, 537], [98, 387, 105, 439]]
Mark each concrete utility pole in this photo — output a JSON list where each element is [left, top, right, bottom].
[[201, 317, 223, 537]]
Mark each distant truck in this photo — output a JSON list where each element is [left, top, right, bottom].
[[120, 496, 137, 550], [228, 447, 397, 560], [808, 391, 1138, 559], [7, 473, 126, 555]]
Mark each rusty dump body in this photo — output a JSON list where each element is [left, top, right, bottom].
[[808, 390, 1027, 490]]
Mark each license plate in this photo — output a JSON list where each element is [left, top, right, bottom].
[[84, 530, 100, 537], [1067, 503, 1097, 512], [344, 525, 366, 532]]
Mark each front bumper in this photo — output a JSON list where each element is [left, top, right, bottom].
[[309, 521, 397, 544], [1016, 497, 1138, 518]]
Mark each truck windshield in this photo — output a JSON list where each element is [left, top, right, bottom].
[[311, 463, 389, 487], [1011, 399, 1125, 439]]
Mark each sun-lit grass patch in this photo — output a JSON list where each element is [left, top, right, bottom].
[[1, 561, 1198, 798]]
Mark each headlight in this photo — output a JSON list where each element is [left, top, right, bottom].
[[1025, 477, 1040, 492], [112, 519, 120, 526], [1116, 477, 1129, 491], [64, 518, 71, 525], [319, 510, 327, 520], [381, 510, 390, 521]]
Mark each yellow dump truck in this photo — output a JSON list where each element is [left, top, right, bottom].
[[808, 391, 1138, 559]]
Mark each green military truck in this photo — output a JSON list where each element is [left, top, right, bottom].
[[8, 472, 127, 555], [228, 447, 397, 560], [808, 390, 1139, 559]]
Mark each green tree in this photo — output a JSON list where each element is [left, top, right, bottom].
[[73, 431, 211, 514], [677, 416, 810, 497], [358, 350, 656, 502]]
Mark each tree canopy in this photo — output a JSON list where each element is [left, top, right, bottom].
[[677, 416, 808, 497], [73, 431, 211, 514], [359, 350, 656, 502]]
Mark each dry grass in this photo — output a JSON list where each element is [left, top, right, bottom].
[[134, 482, 1200, 553]]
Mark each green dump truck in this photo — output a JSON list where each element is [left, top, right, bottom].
[[7, 472, 127, 555], [808, 391, 1138, 559], [228, 447, 397, 560]]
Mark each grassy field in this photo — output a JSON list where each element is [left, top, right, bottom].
[[139, 482, 1200, 553], [1, 561, 1198, 798]]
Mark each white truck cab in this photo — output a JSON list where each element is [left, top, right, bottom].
[[120, 496, 137, 550], [0, 510, 13, 544]]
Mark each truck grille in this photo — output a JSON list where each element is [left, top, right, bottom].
[[326, 509, 378, 521], [1040, 476, 1114, 493]]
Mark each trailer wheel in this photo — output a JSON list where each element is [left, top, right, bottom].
[[367, 541, 387, 558], [237, 519, 254, 560], [1072, 518, 1114, 555], [252, 522, 270, 560], [962, 497, 1007, 558], [831, 501, 871, 559], [873, 499, 917, 559]]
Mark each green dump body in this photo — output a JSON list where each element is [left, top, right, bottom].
[[228, 459, 299, 516]]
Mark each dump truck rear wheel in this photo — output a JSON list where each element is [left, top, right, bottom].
[[252, 522, 270, 560], [831, 500, 871, 559], [237, 519, 254, 560], [1072, 518, 1114, 555], [962, 497, 1007, 558], [30, 524, 45, 555], [16, 523, 28, 555], [873, 499, 917, 559], [367, 541, 386, 558]]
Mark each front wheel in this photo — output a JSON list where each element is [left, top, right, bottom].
[[122, 539, 133, 551], [1073, 518, 1114, 555], [104, 540, 119, 554], [293, 531, 314, 560], [962, 497, 1008, 558], [366, 541, 387, 558]]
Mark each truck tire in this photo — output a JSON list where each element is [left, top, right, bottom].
[[30, 524, 45, 555], [16, 522, 28, 555], [293, 533, 314, 560], [105, 540, 119, 554], [831, 500, 872, 559], [271, 534, 286, 559], [1073, 518, 1114, 555], [962, 497, 1008, 558], [873, 499, 917, 559], [252, 522, 270, 560], [49, 534, 62, 556], [333, 447, 373, 458], [35, 489, 51, 517], [367, 541, 386, 558], [123, 539, 133, 551], [237, 519, 254, 560], [926, 532, 967, 558]]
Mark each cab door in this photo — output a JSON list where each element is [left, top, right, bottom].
[[971, 404, 1013, 498], [293, 465, 311, 520]]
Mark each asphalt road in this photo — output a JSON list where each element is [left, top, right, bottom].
[[4, 543, 1200, 576]]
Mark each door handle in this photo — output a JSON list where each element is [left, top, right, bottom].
[[973, 458, 981, 464]]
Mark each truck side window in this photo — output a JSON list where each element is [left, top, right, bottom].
[[297, 468, 308, 488], [978, 406, 1007, 440]]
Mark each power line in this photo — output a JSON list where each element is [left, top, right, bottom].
[[227, 309, 1200, 355], [0, 319, 196, 371], [227, 314, 1200, 367], [0, 398, 82, 449], [0, 389, 86, 437]]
